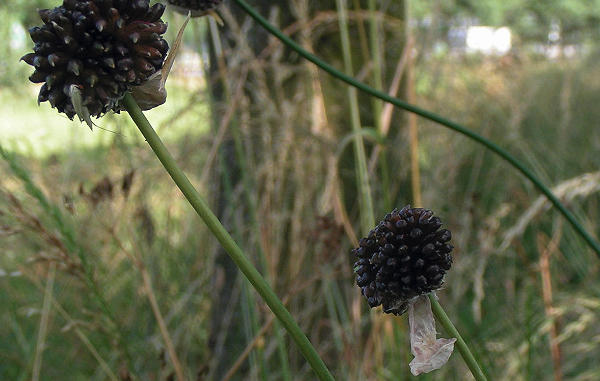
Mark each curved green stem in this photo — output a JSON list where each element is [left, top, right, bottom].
[[121, 94, 334, 381], [231, 0, 600, 258], [429, 294, 488, 381]]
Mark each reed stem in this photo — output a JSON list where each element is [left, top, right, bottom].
[[121, 93, 335, 381], [231, 0, 600, 259]]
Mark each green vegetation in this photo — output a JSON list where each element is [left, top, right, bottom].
[[2, 1, 600, 380]]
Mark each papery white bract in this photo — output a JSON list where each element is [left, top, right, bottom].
[[408, 294, 457, 375], [128, 11, 191, 110]]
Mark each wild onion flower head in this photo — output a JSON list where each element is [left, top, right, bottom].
[[166, 0, 223, 17], [353, 205, 453, 316], [21, 0, 169, 126]]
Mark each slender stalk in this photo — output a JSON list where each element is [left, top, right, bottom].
[[366, 0, 392, 211], [429, 294, 488, 381], [367, 0, 383, 127], [231, 0, 600, 259], [25, 269, 120, 381], [228, 3, 491, 379], [537, 232, 563, 381], [404, 0, 422, 207], [140, 268, 187, 381], [207, 19, 271, 378], [32, 263, 56, 381], [121, 93, 335, 381], [335, 0, 376, 230]]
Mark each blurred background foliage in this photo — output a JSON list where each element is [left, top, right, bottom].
[[1, 0, 600, 380]]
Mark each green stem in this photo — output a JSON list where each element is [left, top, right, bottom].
[[366, 0, 392, 212], [206, 20, 270, 377], [121, 93, 334, 381], [335, 0, 375, 231], [229, 2, 491, 379], [367, 0, 384, 125], [231, 0, 600, 258], [429, 294, 488, 381]]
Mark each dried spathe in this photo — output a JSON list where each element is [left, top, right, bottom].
[[408, 294, 456, 375]]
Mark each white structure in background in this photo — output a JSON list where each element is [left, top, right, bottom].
[[465, 26, 512, 55], [10, 22, 26, 51], [169, 47, 206, 88]]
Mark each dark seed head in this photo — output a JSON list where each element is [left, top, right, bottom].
[[22, 0, 169, 123], [352, 205, 454, 316], [166, 0, 223, 17]]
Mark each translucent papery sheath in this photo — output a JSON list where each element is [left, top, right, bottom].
[[21, 0, 169, 127]]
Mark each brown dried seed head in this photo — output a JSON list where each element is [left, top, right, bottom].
[[353, 205, 454, 316], [166, 0, 223, 17], [21, 0, 169, 124]]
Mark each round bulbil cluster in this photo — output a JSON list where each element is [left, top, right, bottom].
[[353, 206, 453, 315], [166, 0, 223, 17], [21, 0, 169, 121]]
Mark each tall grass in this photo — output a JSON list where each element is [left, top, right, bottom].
[[1, 1, 600, 380]]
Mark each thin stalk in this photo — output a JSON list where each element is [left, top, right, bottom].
[[25, 269, 120, 381], [367, 0, 384, 124], [239, 267, 268, 380], [367, 0, 392, 211], [231, 0, 600, 259], [393, 320, 410, 379], [378, 147, 392, 212], [537, 232, 563, 381], [121, 93, 335, 381], [219, 149, 267, 379], [525, 285, 535, 381], [97, 213, 187, 381], [351, 0, 370, 63], [140, 268, 187, 381], [404, 0, 422, 207], [323, 279, 346, 353], [429, 294, 488, 381], [207, 18, 269, 379], [222, 310, 282, 381], [232, 3, 488, 378], [273, 319, 293, 381], [31, 263, 56, 381], [336, 0, 376, 230]]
